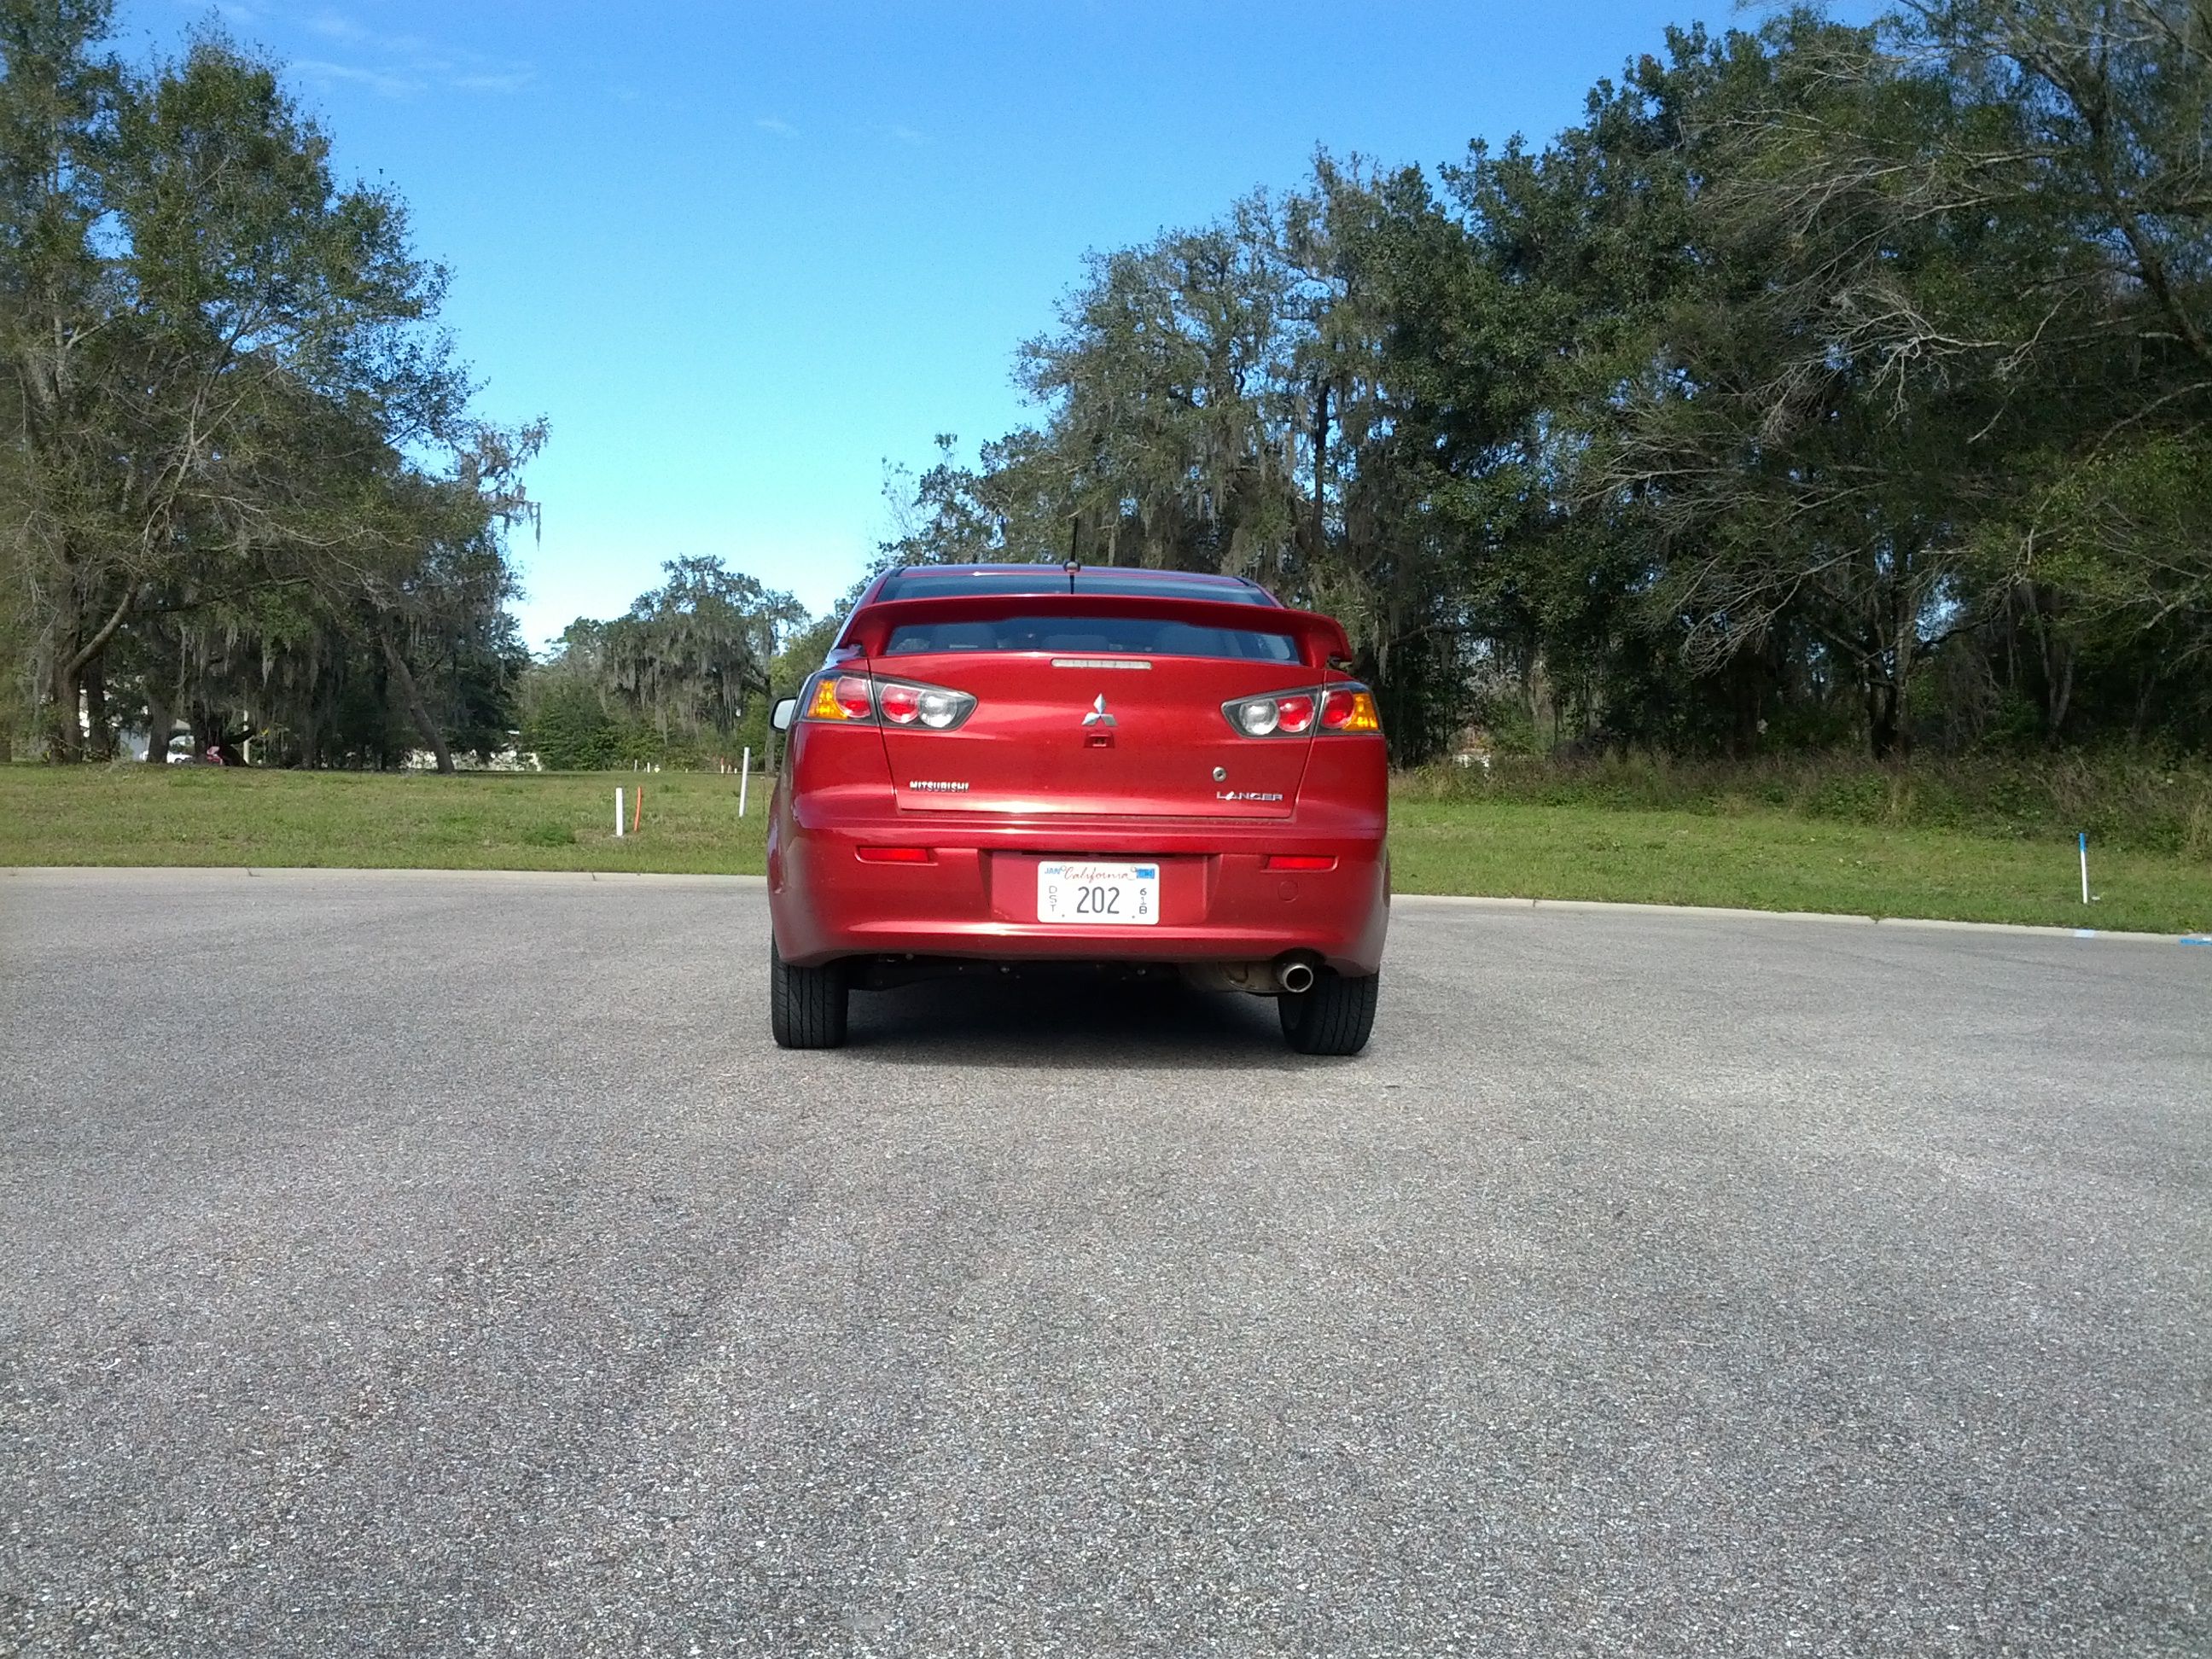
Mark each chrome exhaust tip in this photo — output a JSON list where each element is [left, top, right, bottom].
[[1276, 958, 1317, 995]]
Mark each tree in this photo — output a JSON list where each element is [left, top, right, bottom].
[[599, 556, 806, 743], [1, 7, 538, 765], [521, 557, 808, 770]]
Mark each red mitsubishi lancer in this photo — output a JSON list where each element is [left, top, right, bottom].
[[765, 564, 1388, 1054]]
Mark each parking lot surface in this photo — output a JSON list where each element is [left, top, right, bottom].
[[3, 868, 2207, 1656]]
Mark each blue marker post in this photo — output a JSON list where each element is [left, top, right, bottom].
[[2078, 831, 2089, 905]]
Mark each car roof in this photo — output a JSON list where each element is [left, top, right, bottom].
[[872, 563, 1279, 606]]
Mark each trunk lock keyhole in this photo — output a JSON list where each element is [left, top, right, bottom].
[[1213, 766, 1227, 781]]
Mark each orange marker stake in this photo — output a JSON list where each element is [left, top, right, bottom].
[[633, 785, 643, 835]]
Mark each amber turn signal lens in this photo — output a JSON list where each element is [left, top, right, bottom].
[[805, 678, 847, 720]]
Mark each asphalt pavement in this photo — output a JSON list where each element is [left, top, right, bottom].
[[3, 868, 2207, 1657]]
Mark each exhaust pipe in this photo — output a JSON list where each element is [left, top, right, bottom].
[[1179, 956, 1321, 996]]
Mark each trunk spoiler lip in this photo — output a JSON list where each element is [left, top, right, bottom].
[[836, 592, 1354, 669]]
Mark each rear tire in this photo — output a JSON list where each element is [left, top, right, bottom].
[[770, 937, 848, 1049], [1278, 969, 1378, 1057]]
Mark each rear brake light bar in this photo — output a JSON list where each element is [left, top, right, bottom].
[[1222, 684, 1382, 737], [803, 672, 976, 731]]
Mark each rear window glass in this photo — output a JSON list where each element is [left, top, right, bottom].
[[883, 614, 1300, 661], [880, 567, 1277, 605]]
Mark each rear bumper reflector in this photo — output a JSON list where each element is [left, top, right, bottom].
[[1263, 854, 1338, 872], [856, 847, 934, 864]]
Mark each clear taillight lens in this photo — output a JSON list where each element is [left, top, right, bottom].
[[1237, 699, 1281, 736], [1224, 684, 1380, 738], [916, 689, 963, 729]]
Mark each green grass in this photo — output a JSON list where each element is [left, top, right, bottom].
[[0, 766, 769, 875], [3, 765, 2208, 934], [1389, 800, 2212, 934]]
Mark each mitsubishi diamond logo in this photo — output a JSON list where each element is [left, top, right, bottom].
[[1081, 693, 1116, 728]]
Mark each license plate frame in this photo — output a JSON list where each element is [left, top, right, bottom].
[[1037, 860, 1160, 927]]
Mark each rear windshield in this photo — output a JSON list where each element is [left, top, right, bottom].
[[880, 567, 1277, 606], [882, 613, 1300, 662]]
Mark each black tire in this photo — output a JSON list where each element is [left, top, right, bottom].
[[1278, 969, 1378, 1057], [770, 937, 848, 1049]]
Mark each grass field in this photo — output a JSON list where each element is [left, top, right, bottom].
[[1390, 800, 2211, 934], [0, 766, 770, 876], [3, 765, 2208, 935]]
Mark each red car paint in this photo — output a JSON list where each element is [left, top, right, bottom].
[[766, 566, 1389, 977]]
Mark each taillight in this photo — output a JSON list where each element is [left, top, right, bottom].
[[1223, 684, 1381, 738], [805, 675, 867, 721], [801, 672, 975, 730], [1320, 686, 1382, 733]]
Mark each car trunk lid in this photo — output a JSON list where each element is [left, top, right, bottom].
[[840, 594, 1348, 821]]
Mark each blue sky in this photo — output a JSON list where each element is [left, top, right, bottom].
[[117, 1, 1833, 648]]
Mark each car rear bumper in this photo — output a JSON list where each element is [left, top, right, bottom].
[[769, 813, 1388, 975]]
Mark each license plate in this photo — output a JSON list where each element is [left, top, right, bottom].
[[1037, 861, 1159, 926]]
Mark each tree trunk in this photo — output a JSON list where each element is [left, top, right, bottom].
[[2039, 619, 2074, 740], [50, 583, 135, 764], [1865, 640, 1906, 760], [1866, 684, 1901, 760], [1309, 381, 1330, 561], [47, 655, 83, 764], [83, 658, 114, 762], [380, 629, 455, 773], [143, 684, 172, 765], [2130, 669, 2160, 744]]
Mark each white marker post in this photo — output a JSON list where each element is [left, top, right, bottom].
[[738, 747, 752, 817], [615, 786, 626, 839], [2079, 830, 2089, 904]]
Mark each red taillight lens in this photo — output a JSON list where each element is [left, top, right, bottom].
[[1275, 694, 1315, 734], [1263, 854, 1336, 871], [1321, 686, 1382, 733], [835, 675, 874, 720], [878, 683, 923, 725], [855, 847, 933, 864]]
